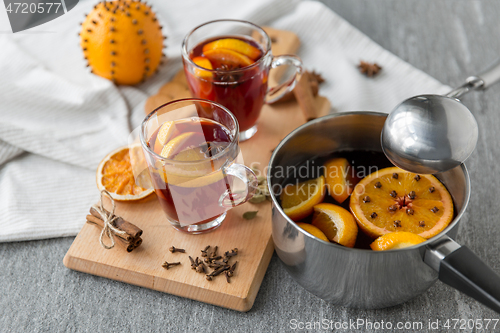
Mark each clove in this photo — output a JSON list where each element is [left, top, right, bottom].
[[162, 261, 180, 270], [227, 261, 237, 277], [388, 205, 398, 212], [208, 265, 229, 277], [169, 246, 185, 253], [201, 245, 210, 257], [211, 246, 218, 258], [208, 262, 223, 269], [224, 250, 237, 257], [188, 256, 196, 270]]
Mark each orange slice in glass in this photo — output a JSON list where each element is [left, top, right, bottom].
[[154, 121, 176, 154], [203, 49, 254, 69], [202, 38, 262, 60], [370, 232, 426, 251], [311, 203, 358, 248], [350, 167, 454, 239], [280, 176, 326, 221], [96, 146, 154, 201], [192, 56, 213, 78], [160, 132, 199, 159], [324, 157, 357, 204], [296, 222, 329, 242]]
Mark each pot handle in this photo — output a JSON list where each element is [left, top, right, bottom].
[[424, 235, 500, 313]]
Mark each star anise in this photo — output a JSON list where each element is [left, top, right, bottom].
[[358, 61, 382, 77], [215, 64, 243, 84]]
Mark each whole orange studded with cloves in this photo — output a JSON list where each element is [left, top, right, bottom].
[[79, 0, 166, 85]]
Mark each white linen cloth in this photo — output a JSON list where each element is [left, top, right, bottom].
[[0, 0, 449, 242]]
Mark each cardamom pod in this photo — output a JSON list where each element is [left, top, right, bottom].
[[249, 194, 266, 204], [243, 211, 258, 220]]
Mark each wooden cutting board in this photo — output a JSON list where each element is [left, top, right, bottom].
[[64, 27, 331, 312]]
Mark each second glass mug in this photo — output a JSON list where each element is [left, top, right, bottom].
[[140, 99, 258, 234], [182, 19, 303, 141]]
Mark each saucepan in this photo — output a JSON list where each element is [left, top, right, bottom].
[[267, 112, 500, 312]]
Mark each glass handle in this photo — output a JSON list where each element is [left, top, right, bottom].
[[219, 164, 259, 209], [265, 55, 303, 104]]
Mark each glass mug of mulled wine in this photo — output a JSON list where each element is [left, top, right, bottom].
[[182, 19, 303, 141], [140, 99, 259, 234]]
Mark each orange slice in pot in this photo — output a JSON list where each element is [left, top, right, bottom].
[[370, 232, 427, 251], [296, 222, 329, 242], [280, 176, 326, 221], [350, 167, 454, 239], [203, 49, 254, 69], [96, 146, 154, 201], [324, 157, 357, 204], [202, 38, 261, 60], [311, 203, 358, 248]]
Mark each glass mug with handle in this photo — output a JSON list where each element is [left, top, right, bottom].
[[182, 19, 303, 141], [139, 99, 258, 234]]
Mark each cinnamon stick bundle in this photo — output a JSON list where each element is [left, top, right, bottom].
[[86, 207, 143, 252], [90, 206, 143, 239], [86, 219, 142, 252]]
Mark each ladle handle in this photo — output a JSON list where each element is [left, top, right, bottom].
[[473, 58, 500, 90], [424, 236, 500, 313], [447, 59, 500, 98]]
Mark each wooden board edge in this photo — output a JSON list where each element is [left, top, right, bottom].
[[63, 237, 275, 312], [241, 235, 275, 312]]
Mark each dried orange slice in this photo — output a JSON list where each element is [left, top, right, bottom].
[[280, 176, 326, 221], [202, 38, 261, 60], [296, 222, 329, 242], [350, 167, 454, 239], [192, 56, 213, 78], [203, 49, 254, 69], [311, 203, 358, 248], [370, 232, 426, 251], [324, 158, 357, 204], [96, 146, 153, 201]]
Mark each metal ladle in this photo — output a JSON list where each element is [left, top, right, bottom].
[[382, 60, 500, 174]]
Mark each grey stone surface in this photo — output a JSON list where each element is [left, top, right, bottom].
[[2, 0, 500, 332]]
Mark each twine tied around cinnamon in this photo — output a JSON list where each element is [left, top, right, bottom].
[[92, 190, 128, 249]]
